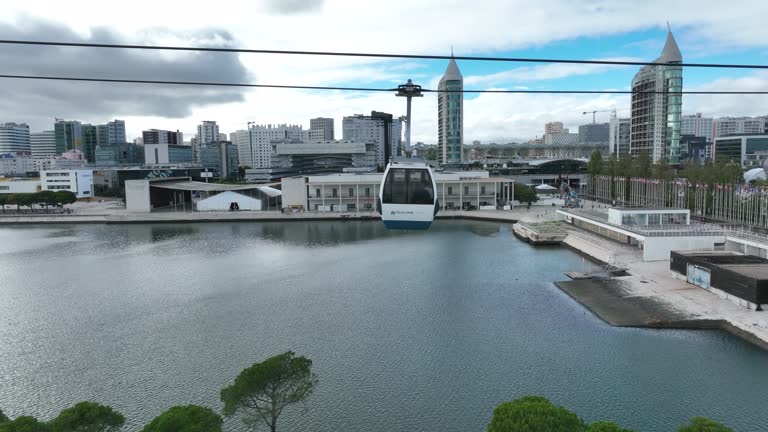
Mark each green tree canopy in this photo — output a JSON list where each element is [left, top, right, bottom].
[[221, 351, 317, 432], [586, 421, 636, 432], [677, 417, 733, 432], [0, 409, 8, 423], [487, 396, 585, 432], [635, 151, 651, 178], [0, 416, 51, 432], [51, 401, 125, 432], [54, 191, 77, 206], [513, 183, 539, 205], [587, 150, 603, 177], [141, 405, 221, 432]]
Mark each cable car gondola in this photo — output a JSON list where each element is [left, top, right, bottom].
[[377, 158, 439, 230]]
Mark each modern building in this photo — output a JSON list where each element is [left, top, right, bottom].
[[712, 134, 768, 168], [142, 129, 183, 145], [680, 135, 708, 165], [342, 113, 401, 168], [144, 143, 194, 165], [31, 130, 56, 159], [35, 150, 89, 171], [81, 124, 100, 163], [545, 122, 567, 135], [578, 123, 610, 143], [609, 115, 631, 156], [437, 56, 464, 165], [309, 117, 335, 141], [681, 113, 714, 142], [0, 178, 40, 194], [198, 141, 239, 179], [54, 119, 83, 156], [233, 124, 306, 169], [273, 139, 376, 173], [0, 153, 35, 176], [40, 169, 94, 198], [0, 123, 31, 154], [93, 167, 203, 196], [95, 143, 144, 166], [107, 120, 126, 145], [544, 133, 579, 145], [196, 121, 220, 145], [714, 116, 768, 138], [630, 29, 683, 163]]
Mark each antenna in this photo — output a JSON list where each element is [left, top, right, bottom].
[[667, 21, 671, 32], [450, 45, 454, 57]]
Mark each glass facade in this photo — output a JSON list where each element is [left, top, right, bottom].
[[664, 67, 683, 164]]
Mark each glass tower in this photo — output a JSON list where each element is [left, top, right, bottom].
[[438, 57, 463, 165]]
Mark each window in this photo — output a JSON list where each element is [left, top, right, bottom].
[[332, 188, 338, 198], [316, 189, 321, 197], [0, 186, 9, 190], [648, 214, 661, 225], [481, 186, 486, 195], [464, 186, 469, 195], [365, 187, 370, 197], [448, 186, 453, 195], [349, 188, 354, 197], [382, 168, 434, 205]]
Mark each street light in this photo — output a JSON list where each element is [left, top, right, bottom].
[[396, 79, 423, 158], [246, 121, 255, 173]]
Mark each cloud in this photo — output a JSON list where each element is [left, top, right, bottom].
[[464, 58, 640, 86], [265, 0, 324, 14], [0, 18, 249, 130]]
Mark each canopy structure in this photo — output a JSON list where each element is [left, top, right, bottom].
[[745, 168, 766, 183], [196, 191, 262, 211], [534, 184, 558, 191]]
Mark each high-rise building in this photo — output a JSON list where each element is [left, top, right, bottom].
[[54, 119, 83, 155], [309, 117, 335, 141], [196, 121, 220, 145], [609, 115, 631, 156], [630, 29, 683, 163], [343, 112, 402, 168], [97, 124, 108, 147], [198, 141, 239, 179], [681, 113, 713, 141], [578, 123, 610, 143], [713, 116, 768, 138], [107, 120, 126, 145], [438, 57, 463, 165], [0, 123, 31, 154], [233, 124, 306, 168], [142, 129, 183, 145], [95, 143, 144, 166], [31, 131, 56, 159], [81, 124, 99, 163], [545, 122, 567, 135]]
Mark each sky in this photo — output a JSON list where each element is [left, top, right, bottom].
[[0, 0, 767, 144]]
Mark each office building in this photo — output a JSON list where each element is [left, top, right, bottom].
[[0, 153, 35, 176], [309, 117, 335, 141], [578, 123, 610, 143], [81, 124, 100, 163], [713, 134, 768, 168], [233, 124, 306, 169], [438, 56, 464, 165], [544, 133, 579, 145], [680, 135, 708, 165], [143, 129, 183, 145], [144, 143, 194, 165], [343, 113, 401, 168], [31, 131, 56, 159], [609, 115, 631, 156], [196, 121, 220, 145], [545, 122, 567, 135], [107, 120, 126, 145], [714, 116, 768, 138], [681, 113, 713, 141], [54, 120, 83, 155], [0, 178, 40, 194], [198, 141, 239, 179], [40, 169, 94, 198], [95, 143, 144, 166], [630, 29, 683, 163], [0, 123, 31, 154], [35, 149, 88, 171]]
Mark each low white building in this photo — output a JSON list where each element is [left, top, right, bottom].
[[0, 153, 35, 176], [40, 170, 94, 198], [0, 178, 40, 194]]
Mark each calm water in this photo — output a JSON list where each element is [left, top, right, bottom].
[[0, 221, 766, 432]]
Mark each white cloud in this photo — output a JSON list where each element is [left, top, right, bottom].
[[464, 58, 640, 86]]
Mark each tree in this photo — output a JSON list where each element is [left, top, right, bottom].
[[677, 417, 733, 432], [587, 150, 603, 177], [54, 191, 77, 207], [221, 351, 317, 432], [586, 421, 636, 432], [513, 183, 539, 205], [51, 401, 125, 432], [0, 416, 51, 432], [141, 405, 221, 432], [487, 396, 585, 432], [636, 151, 651, 178], [0, 409, 8, 423]]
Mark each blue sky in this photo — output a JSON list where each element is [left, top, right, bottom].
[[1, 0, 767, 142]]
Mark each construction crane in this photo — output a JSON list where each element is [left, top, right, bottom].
[[582, 110, 614, 124]]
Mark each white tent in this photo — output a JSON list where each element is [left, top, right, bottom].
[[196, 191, 262, 211], [534, 184, 558, 191], [744, 168, 766, 183]]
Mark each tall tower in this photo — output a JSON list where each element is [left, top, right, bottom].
[[438, 54, 463, 165], [630, 28, 683, 164]]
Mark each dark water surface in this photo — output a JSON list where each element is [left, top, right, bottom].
[[0, 221, 766, 431]]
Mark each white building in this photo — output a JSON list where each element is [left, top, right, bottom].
[[0, 153, 35, 176], [544, 133, 579, 145], [40, 169, 93, 198], [714, 116, 768, 138], [545, 122, 567, 135], [196, 121, 220, 145], [309, 117, 335, 141], [681, 113, 714, 141], [31, 130, 56, 159], [0, 179, 40, 194], [0, 123, 31, 154], [233, 124, 306, 169], [609, 115, 631, 156], [342, 114, 402, 167], [144, 143, 194, 165]]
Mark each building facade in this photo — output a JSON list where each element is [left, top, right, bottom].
[[309, 117, 335, 141], [713, 134, 768, 168], [95, 143, 144, 166], [31, 130, 56, 159], [107, 120, 126, 145], [0, 123, 31, 154], [630, 30, 683, 163], [233, 124, 306, 169], [40, 169, 94, 198], [54, 120, 83, 156], [198, 141, 239, 179], [144, 144, 194, 165], [196, 121, 220, 145], [142, 129, 183, 145], [609, 115, 631, 156], [714, 116, 768, 138], [544, 133, 579, 145], [438, 57, 464, 165], [0, 153, 35, 176], [0, 178, 40, 194], [578, 123, 609, 143], [681, 113, 713, 141], [342, 113, 401, 168], [545, 122, 567, 135]]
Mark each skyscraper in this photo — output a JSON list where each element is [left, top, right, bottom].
[[31, 131, 56, 159], [630, 29, 683, 164], [54, 119, 83, 155], [438, 56, 463, 165], [609, 113, 631, 157], [196, 121, 220, 145], [0, 123, 31, 154], [342, 113, 401, 168], [309, 117, 335, 141], [680, 113, 713, 141], [107, 120, 126, 145]]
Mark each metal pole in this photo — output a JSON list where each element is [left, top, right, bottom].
[[406, 95, 412, 155]]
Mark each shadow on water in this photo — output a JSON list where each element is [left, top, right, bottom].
[[150, 225, 200, 242]]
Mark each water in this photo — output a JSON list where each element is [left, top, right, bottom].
[[0, 221, 766, 432]]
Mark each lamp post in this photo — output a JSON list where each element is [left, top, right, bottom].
[[396, 79, 423, 158], [246, 121, 255, 169]]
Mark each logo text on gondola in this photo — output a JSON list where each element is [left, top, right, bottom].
[[391, 211, 414, 215]]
